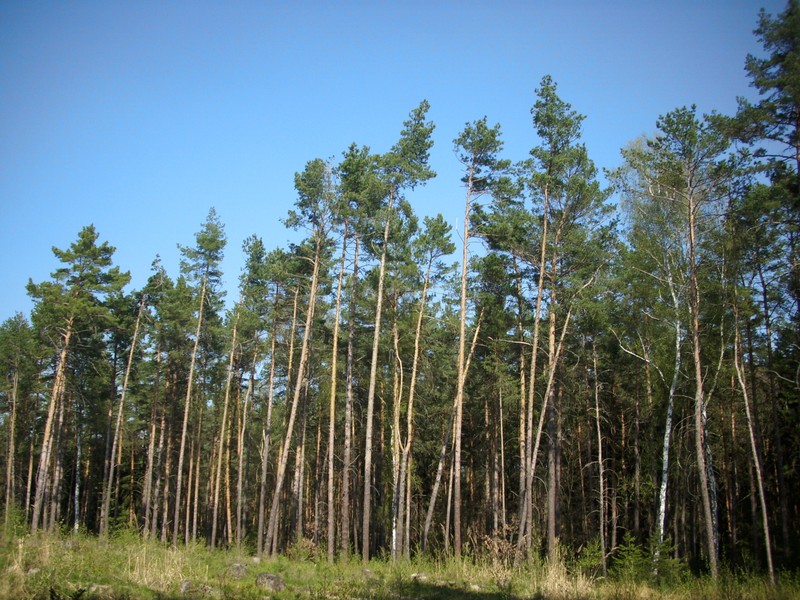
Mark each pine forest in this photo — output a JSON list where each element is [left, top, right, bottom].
[[1, 3, 799, 598]]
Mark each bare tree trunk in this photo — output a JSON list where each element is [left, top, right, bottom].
[[518, 188, 550, 553], [266, 245, 322, 557], [422, 314, 482, 551], [4, 370, 18, 532], [101, 297, 145, 537], [733, 296, 775, 583], [31, 319, 73, 532], [142, 339, 162, 537], [592, 345, 607, 575], [655, 291, 682, 570], [236, 355, 256, 549], [173, 278, 206, 545], [327, 224, 347, 561], [341, 235, 359, 557], [257, 295, 280, 558], [363, 196, 394, 563], [390, 304, 404, 562], [688, 199, 718, 577], [452, 166, 475, 559], [211, 304, 239, 547]]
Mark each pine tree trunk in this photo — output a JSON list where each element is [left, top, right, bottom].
[[266, 243, 322, 556], [341, 234, 359, 557], [593, 345, 607, 576], [327, 224, 347, 561], [733, 297, 775, 583], [173, 278, 206, 545], [363, 197, 393, 563], [31, 319, 73, 532], [422, 315, 482, 552], [257, 295, 280, 558], [211, 305, 239, 547], [101, 297, 145, 537], [452, 168, 473, 559], [688, 198, 718, 577], [4, 370, 18, 532]]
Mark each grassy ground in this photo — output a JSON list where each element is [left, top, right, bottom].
[[0, 529, 797, 599]]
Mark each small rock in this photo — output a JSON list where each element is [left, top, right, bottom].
[[469, 583, 481, 592], [227, 563, 248, 579], [255, 573, 285, 592], [87, 584, 115, 599]]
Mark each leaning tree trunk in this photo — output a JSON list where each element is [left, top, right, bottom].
[[422, 314, 482, 552], [173, 277, 206, 545], [31, 318, 73, 532], [101, 297, 145, 537], [733, 294, 775, 584], [266, 243, 322, 556]]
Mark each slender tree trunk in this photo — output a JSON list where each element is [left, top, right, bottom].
[[142, 338, 162, 537], [733, 296, 775, 583], [236, 355, 255, 549], [593, 345, 607, 575], [363, 196, 394, 563], [173, 277, 206, 545], [518, 188, 550, 552], [688, 197, 718, 577], [327, 224, 347, 561], [257, 293, 280, 558], [31, 319, 73, 532], [341, 234, 359, 557], [390, 303, 404, 562], [266, 243, 322, 557], [101, 297, 145, 537], [655, 312, 682, 569], [422, 313, 482, 551], [4, 370, 18, 531], [211, 304, 239, 547], [452, 167, 475, 559]]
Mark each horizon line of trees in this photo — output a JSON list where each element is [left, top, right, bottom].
[[1, 1, 798, 580]]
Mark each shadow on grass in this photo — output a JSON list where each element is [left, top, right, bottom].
[[388, 580, 519, 600]]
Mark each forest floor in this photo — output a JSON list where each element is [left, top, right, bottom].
[[0, 528, 797, 600]]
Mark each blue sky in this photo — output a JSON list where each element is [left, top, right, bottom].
[[0, 0, 784, 322]]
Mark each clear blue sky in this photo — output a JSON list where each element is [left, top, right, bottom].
[[0, 0, 783, 322]]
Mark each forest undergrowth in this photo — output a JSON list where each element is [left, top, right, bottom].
[[1, 525, 796, 600]]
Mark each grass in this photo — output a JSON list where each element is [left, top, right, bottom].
[[0, 529, 797, 599]]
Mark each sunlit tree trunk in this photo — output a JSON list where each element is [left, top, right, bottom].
[[101, 297, 145, 537], [173, 278, 206, 545]]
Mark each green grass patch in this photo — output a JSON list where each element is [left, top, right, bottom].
[[0, 530, 797, 599]]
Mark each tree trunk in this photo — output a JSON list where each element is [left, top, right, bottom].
[[362, 195, 394, 563], [266, 242, 322, 557], [688, 196, 718, 577], [101, 297, 145, 537], [211, 304, 239, 547], [341, 234, 359, 557], [257, 293, 280, 557], [31, 318, 73, 532], [733, 296, 775, 583], [173, 277, 206, 545], [4, 369, 18, 532], [422, 313, 482, 552], [593, 345, 607, 576], [327, 223, 347, 561]]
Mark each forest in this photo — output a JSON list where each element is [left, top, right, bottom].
[[1, 2, 798, 597]]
